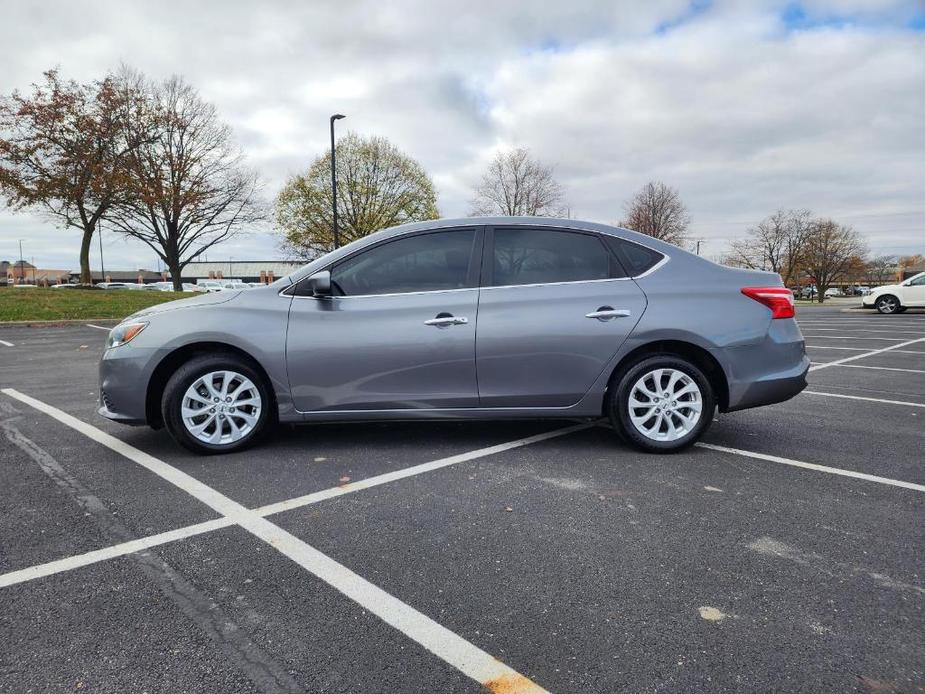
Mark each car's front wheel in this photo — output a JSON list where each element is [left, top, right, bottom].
[[875, 295, 900, 314], [608, 355, 715, 453], [162, 354, 272, 454]]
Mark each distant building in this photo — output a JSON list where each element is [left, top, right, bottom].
[[2, 260, 70, 286], [67, 270, 165, 284], [175, 261, 303, 284], [900, 262, 925, 281], [2, 259, 304, 286]]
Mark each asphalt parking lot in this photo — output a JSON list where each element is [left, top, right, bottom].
[[1, 306, 923, 693]]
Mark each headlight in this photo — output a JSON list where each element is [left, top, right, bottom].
[[106, 322, 148, 349]]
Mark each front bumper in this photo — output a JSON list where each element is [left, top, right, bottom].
[[98, 345, 158, 426]]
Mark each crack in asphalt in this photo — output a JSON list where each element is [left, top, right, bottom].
[[0, 416, 305, 694]]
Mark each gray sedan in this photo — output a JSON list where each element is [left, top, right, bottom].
[[98, 218, 808, 454]]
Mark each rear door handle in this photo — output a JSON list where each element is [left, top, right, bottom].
[[585, 307, 631, 320], [424, 315, 468, 327]]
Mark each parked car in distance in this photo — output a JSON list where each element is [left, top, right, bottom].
[[862, 271, 925, 314], [98, 217, 809, 455], [196, 280, 225, 293], [824, 287, 843, 298], [98, 282, 142, 290]]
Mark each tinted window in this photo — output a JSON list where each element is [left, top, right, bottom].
[[605, 237, 664, 276], [331, 230, 476, 296], [491, 229, 611, 286], [909, 274, 925, 286]]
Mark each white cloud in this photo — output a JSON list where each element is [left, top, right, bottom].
[[0, 0, 922, 269]]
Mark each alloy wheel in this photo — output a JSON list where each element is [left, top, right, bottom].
[[877, 297, 897, 314], [181, 370, 263, 445], [627, 368, 703, 442]]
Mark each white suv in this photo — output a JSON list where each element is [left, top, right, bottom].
[[863, 272, 925, 314]]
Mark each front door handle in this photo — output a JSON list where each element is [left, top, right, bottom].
[[586, 307, 631, 321], [424, 314, 469, 327]]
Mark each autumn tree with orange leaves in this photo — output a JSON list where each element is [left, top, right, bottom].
[[0, 70, 148, 284]]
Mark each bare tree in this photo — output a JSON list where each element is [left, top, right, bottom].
[[620, 180, 690, 246], [0, 70, 147, 284], [105, 73, 263, 290], [469, 148, 565, 217], [865, 255, 896, 285], [726, 209, 811, 286], [801, 219, 867, 303], [275, 132, 438, 259]]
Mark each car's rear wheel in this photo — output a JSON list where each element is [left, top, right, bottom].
[[875, 295, 900, 314], [608, 355, 715, 453], [162, 354, 272, 455]]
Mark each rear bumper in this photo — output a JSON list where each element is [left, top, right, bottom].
[[719, 319, 810, 412], [723, 356, 809, 412]]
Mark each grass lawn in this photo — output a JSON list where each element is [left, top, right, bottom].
[[0, 287, 196, 322]]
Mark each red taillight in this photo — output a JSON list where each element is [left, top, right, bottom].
[[741, 287, 795, 319]]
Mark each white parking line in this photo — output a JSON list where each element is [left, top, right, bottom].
[[696, 443, 925, 493], [0, 418, 593, 590], [808, 337, 925, 372], [803, 335, 913, 341], [812, 363, 925, 375], [254, 422, 592, 516], [802, 390, 925, 409], [0, 339, 13, 347], [0, 387, 581, 693], [0, 518, 233, 589], [801, 328, 925, 335], [85, 324, 111, 331], [806, 345, 925, 354]]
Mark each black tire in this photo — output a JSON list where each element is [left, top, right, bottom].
[[161, 354, 273, 455], [875, 295, 901, 314], [607, 355, 715, 453]]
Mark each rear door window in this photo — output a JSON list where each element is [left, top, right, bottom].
[[490, 228, 614, 286]]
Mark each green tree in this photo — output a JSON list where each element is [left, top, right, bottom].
[[275, 133, 439, 258]]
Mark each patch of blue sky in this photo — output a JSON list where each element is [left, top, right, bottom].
[[654, 0, 712, 35]]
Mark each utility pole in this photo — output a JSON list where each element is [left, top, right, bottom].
[[329, 114, 346, 249], [18, 240, 23, 285], [695, 239, 703, 255]]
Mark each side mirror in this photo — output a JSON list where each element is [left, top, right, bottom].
[[307, 270, 331, 297]]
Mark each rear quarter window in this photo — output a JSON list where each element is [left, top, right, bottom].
[[605, 237, 665, 277]]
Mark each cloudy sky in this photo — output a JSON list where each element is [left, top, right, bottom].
[[1, 0, 923, 270]]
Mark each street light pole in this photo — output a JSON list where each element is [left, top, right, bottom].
[[98, 223, 105, 282], [329, 113, 346, 249]]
